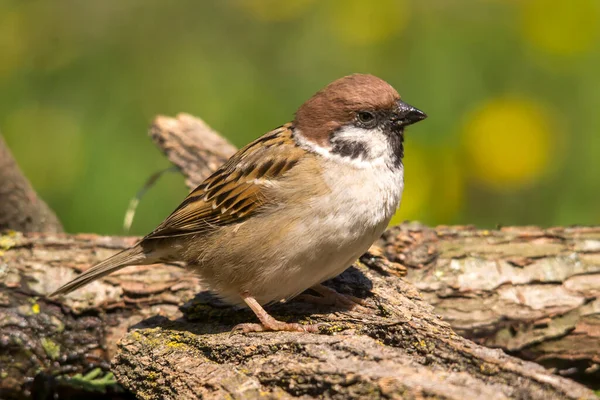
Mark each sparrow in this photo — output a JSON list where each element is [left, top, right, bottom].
[[50, 74, 426, 333]]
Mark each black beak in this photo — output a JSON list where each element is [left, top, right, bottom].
[[394, 100, 427, 128]]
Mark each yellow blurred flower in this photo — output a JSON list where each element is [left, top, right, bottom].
[[328, 0, 410, 45], [520, 0, 600, 55], [462, 98, 555, 190], [233, 0, 316, 21]]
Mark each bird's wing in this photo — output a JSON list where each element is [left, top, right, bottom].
[[144, 123, 304, 239]]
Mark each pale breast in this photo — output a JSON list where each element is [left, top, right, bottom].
[[191, 153, 404, 306], [248, 157, 404, 304]]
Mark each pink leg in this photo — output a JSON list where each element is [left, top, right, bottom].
[[232, 293, 322, 333]]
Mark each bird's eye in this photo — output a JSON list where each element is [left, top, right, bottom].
[[357, 111, 376, 127]]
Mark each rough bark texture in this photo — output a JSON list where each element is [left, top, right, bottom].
[[0, 231, 597, 400], [0, 232, 200, 399], [149, 113, 237, 189], [0, 114, 598, 399], [111, 240, 597, 400], [149, 113, 600, 387], [381, 224, 600, 388], [0, 134, 63, 233]]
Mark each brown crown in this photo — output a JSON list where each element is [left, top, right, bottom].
[[294, 74, 400, 145]]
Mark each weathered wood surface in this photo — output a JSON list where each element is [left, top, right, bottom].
[[111, 233, 598, 400], [149, 113, 237, 189], [0, 233, 196, 399], [0, 113, 598, 399], [382, 223, 600, 388], [0, 230, 597, 399], [151, 113, 600, 388]]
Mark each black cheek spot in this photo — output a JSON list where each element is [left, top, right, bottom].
[[386, 131, 404, 168], [331, 141, 368, 159]]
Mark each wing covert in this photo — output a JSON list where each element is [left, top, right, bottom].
[[144, 124, 303, 239]]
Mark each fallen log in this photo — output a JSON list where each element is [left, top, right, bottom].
[[150, 113, 600, 388], [0, 113, 598, 399], [383, 223, 600, 388], [0, 231, 596, 399]]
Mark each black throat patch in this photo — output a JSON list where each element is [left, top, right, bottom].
[[386, 129, 404, 168]]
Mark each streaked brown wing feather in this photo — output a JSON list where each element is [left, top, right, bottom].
[[144, 124, 303, 239]]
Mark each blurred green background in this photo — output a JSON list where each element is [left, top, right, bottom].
[[1, 0, 599, 235]]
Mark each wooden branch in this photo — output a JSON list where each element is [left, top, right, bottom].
[[0, 232, 596, 399], [149, 113, 236, 189], [149, 113, 600, 386], [1, 113, 598, 399], [151, 114, 600, 383], [0, 232, 201, 398], [0, 134, 63, 233], [382, 223, 600, 387]]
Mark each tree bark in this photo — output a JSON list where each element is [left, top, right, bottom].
[[149, 113, 600, 387], [0, 114, 598, 399], [0, 134, 63, 233], [382, 223, 600, 388], [0, 232, 201, 399], [149, 113, 237, 188], [0, 231, 597, 399]]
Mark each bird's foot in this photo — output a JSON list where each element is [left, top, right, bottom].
[[297, 284, 368, 311], [235, 292, 324, 333]]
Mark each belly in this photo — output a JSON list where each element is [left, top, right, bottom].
[[272, 216, 391, 303], [194, 161, 404, 306]]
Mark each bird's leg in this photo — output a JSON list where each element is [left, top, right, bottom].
[[232, 293, 322, 333], [296, 283, 368, 311]]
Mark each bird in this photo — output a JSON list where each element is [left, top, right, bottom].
[[50, 74, 427, 333]]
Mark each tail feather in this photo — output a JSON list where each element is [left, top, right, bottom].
[[50, 245, 149, 297]]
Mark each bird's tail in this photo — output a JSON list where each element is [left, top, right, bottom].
[[50, 244, 151, 297]]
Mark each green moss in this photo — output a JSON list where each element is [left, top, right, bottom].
[[0, 231, 18, 250], [58, 368, 119, 394], [320, 324, 345, 334], [41, 337, 61, 360], [166, 341, 185, 349], [478, 362, 500, 376], [49, 315, 65, 333], [377, 304, 392, 317]]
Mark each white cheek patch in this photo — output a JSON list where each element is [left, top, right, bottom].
[[331, 126, 390, 160], [294, 127, 394, 169]]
